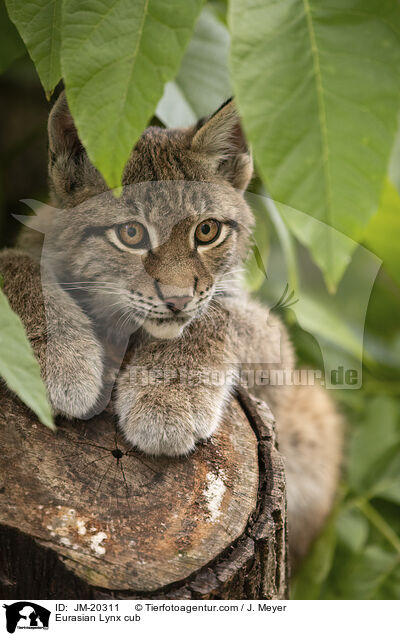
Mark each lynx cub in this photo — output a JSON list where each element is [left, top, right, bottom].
[[1, 93, 342, 563]]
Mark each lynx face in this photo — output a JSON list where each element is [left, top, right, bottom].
[[44, 94, 253, 339]]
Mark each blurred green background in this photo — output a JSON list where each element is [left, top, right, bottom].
[[1, 0, 400, 599]]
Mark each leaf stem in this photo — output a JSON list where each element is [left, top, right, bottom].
[[356, 499, 400, 554], [262, 191, 299, 292]]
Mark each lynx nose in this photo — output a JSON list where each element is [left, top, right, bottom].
[[164, 296, 192, 313]]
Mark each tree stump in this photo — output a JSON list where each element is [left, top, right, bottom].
[[0, 386, 288, 600]]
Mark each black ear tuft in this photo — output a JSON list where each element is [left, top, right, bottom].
[[191, 99, 253, 190], [209, 96, 234, 115], [193, 97, 234, 132]]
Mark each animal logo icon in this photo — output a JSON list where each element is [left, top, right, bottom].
[[3, 602, 50, 633]]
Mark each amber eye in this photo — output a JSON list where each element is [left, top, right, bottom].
[[195, 219, 221, 245], [117, 222, 148, 248]]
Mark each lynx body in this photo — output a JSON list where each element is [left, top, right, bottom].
[[1, 94, 342, 563]]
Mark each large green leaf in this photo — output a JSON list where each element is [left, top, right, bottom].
[[156, 6, 231, 127], [0, 287, 54, 430], [230, 0, 400, 290], [347, 397, 400, 493], [5, 0, 61, 94], [0, 0, 25, 73], [365, 181, 400, 288], [62, 0, 202, 188]]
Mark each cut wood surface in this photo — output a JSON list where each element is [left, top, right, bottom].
[[0, 387, 288, 599]]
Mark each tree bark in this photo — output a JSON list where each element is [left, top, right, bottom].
[[0, 386, 288, 600]]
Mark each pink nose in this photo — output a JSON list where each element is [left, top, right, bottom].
[[164, 296, 192, 313]]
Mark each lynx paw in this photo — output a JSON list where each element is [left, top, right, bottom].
[[116, 382, 228, 456], [45, 333, 104, 419]]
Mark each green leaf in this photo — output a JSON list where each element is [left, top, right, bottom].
[[278, 202, 357, 295], [0, 288, 54, 430], [369, 454, 400, 505], [256, 188, 299, 292], [230, 0, 400, 290], [0, 0, 25, 73], [5, 0, 61, 94], [156, 6, 231, 127], [363, 267, 400, 348], [336, 508, 369, 553], [209, 1, 228, 25], [365, 181, 400, 288], [62, 0, 203, 188], [337, 545, 400, 599], [347, 397, 400, 493], [291, 509, 338, 599], [388, 113, 400, 194], [243, 193, 270, 292]]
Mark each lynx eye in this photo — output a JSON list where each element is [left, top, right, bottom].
[[195, 219, 221, 245], [117, 221, 148, 248]]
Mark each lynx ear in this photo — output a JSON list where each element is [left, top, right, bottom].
[[48, 91, 83, 158], [191, 99, 253, 190], [48, 91, 97, 201]]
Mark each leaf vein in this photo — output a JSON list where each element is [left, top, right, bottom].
[[302, 0, 333, 266]]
